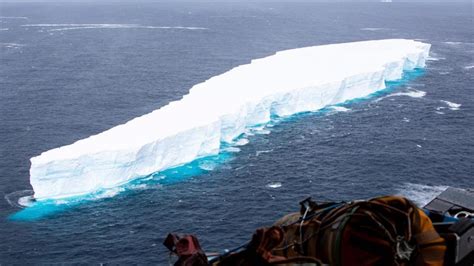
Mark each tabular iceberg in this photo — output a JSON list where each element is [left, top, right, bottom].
[[30, 39, 430, 200]]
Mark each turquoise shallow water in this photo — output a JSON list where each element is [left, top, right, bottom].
[[0, 2, 472, 263]]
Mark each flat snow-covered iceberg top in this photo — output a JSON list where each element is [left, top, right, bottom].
[[30, 39, 430, 200]]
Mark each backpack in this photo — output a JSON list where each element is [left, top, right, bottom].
[[271, 196, 446, 266]]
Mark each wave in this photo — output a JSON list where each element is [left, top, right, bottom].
[[360, 27, 390, 31], [266, 182, 282, 189], [426, 56, 444, 61], [444, 41, 463, 45], [0, 16, 28, 20], [256, 149, 273, 157], [443, 41, 474, 46], [223, 147, 241, 153], [374, 88, 426, 102], [0, 42, 25, 48], [5, 190, 35, 208], [389, 89, 426, 98], [234, 138, 250, 146], [440, 100, 461, 110], [396, 183, 448, 207], [329, 106, 351, 112], [22, 23, 208, 32]]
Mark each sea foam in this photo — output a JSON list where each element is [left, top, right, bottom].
[[440, 100, 461, 110], [22, 24, 208, 32], [396, 183, 448, 206]]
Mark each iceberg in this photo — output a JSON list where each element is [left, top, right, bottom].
[[30, 39, 431, 200]]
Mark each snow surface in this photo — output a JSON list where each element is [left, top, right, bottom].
[[30, 39, 431, 200]]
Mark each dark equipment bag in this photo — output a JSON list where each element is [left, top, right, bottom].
[[271, 196, 446, 266]]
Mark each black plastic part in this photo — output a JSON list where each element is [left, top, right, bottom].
[[434, 219, 474, 265], [424, 188, 474, 218], [457, 250, 474, 266], [448, 218, 474, 235]]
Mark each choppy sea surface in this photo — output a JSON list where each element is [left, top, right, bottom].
[[0, 2, 472, 263]]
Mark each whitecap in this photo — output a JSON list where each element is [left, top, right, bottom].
[[266, 182, 282, 189], [141, 176, 154, 181], [234, 165, 246, 171], [440, 100, 461, 110], [426, 56, 444, 61], [4, 190, 35, 208], [390, 89, 426, 98], [49, 26, 133, 32], [234, 138, 249, 146], [90, 187, 126, 201], [256, 149, 273, 156], [53, 199, 68, 205], [129, 184, 151, 190], [402, 117, 410, 122], [330, 106, 351, 112], [250, 125, 266, 130], [144, 26, 208, 30], [0, 16, 28, 20], [131, 184, 147, 190], [0, 28, 8, 31], [360, 27, 389, 31], [0, 42, 25, 48], [53, 26, 207, 32], [254, 129, 271, 135], [22, 24, 208, 32], [198, 161, 218, 171], [248, 125, 271, 135], [444, 41, 463, 45], [464, 65, 474, 70], [223, 147, 241, 153], [396, 183, 448, 207], [23, 23, 136, 27], [375, 89, 426, 102]]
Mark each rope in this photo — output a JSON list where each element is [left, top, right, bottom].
[[207, 241, 249, 264], [282, 202, 345, 227], [299, 204, 310, 249]]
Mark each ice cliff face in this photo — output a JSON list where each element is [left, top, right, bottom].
[[30, 39, 431, 200]]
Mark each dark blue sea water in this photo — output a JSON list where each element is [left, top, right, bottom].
[[0, 2, 472, 263]]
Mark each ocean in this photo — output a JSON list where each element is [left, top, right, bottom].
[[0, 2, 472, 263]]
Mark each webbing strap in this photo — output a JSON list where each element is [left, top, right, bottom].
[[333, 206, 359, 266]]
